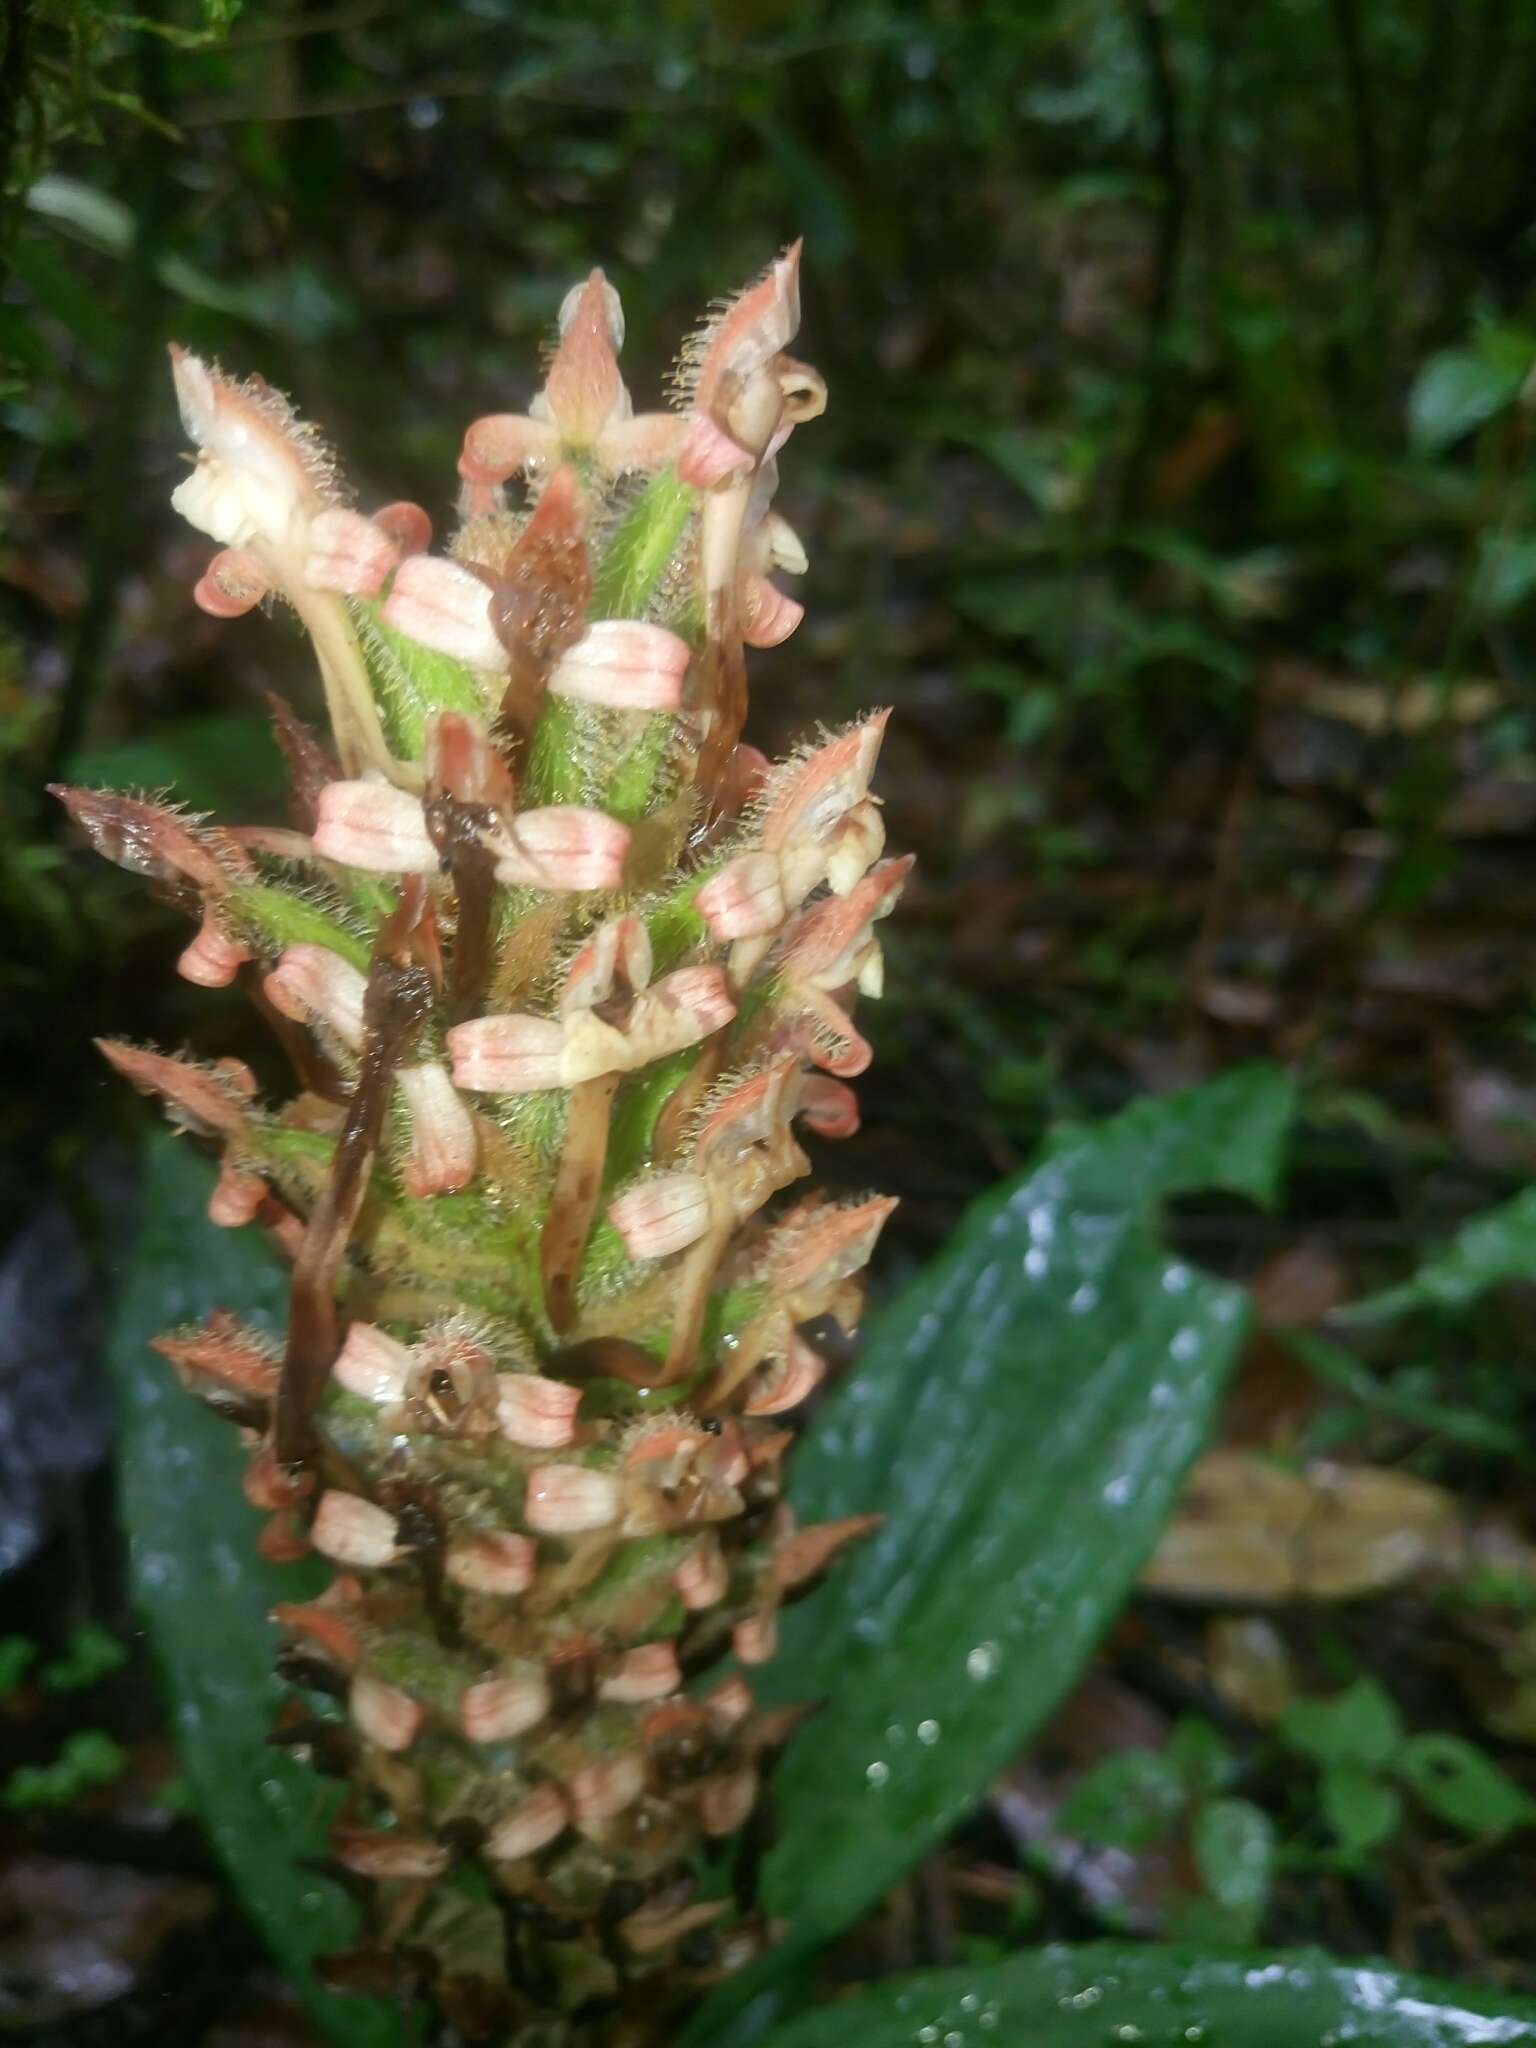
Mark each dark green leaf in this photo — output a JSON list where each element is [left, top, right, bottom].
[[1339, 1186, 1536, 1324], [1321, 1763, 1403, 1857], [753, 1944, 1536, 2048], [754, 1067, 1294, 1958], [1396, 1734, 1536, 1838], [1057, 1751, 1186, 1849], [1407, 347, 1526, 453], [1279, 1678, 1403, 1770], [109, 1134, 398, 2048], [1190, 1798, 1275, 1930]]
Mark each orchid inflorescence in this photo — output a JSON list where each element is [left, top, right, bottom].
[[55, 244, 908, 2039]]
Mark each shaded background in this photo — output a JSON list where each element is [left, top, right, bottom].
[[8, 0, 1536, 2036]]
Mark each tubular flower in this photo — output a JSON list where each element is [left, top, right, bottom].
[[62, 249, 905, 2040]]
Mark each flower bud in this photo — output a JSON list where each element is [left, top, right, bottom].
[[700, 1766, 759, 1836], [702, 1674, 754, 1728], [168, 346, 326, 552], [334, 1828, 448, 1880], [695, 853, 787, 942], [349, 1674, 423, 1752], [398, 1063, 479, 1196], [608, 1174, 712, 1260], [380, 554, 509, 672], [496, 1373, 583, 1449], [598, 1642, 681, 1703], [333, 1322, 414, 1405], [444, 1530, 536, 1595], [486, 805, 630, 892], [312, 780, 437, 872], [560, 914, 652, 1014], [549, 620, 690, 711], [674, 1531, 729, 1611], [447, 1015, 565, 1094], [178, 909, 250, 989], [208, 1161, 266, 1227], [373, 500, 432, 555], [742, 576, 804, 649], [461, 1668, 551, 1742], [311, 1490, 400, 1568], [524, 1465, 621, 1534], [193, 547, 270, 618], [485, 1784, 568, 1861], [732, 1612, 778, 1665], [304, 507, 400, 596], [744, 1330, 826, 1415], [568, 1752, 646, 1827], [263, 944, 367, 1049], [798, 1074, 860, 1140]]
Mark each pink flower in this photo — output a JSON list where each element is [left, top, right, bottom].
[[548, 621, 691, 712], [380, 554, 508, 672], [448, 1015, 565, 1093], [303, 507, 400, 597], [178, 907, 250, 988], [168, 346, 328, 552], [567, 1752, 646, 1827], [332, 1323, 414, 1404], [496, 1373, 583, 1449], [558, 964, 735, 1085], [741, 575, 804, 648], [777, 855, 913, 994], [372, 500, 432, 556], [598, 1643, 680, 1704], [674, 1532, 728, 1610], [461, 1670, 551, 1742], [695, 852, 787, 942], [744, 1329, 826, 1414], [485, 805, 630, 891], [732, 1612, 778, 1665], [311, 1490, 400, 1567], [608, 1173, 712, 1260], [207, 1162, 265, 1228], [444, 1530, 536, 1595], [193, 547, 270, 618], [486, 1785, 568, 1862], [264, 944, 367, 1048], [524, 1464, 621, 1534], [397, 1063, 478, 1196], [458, 270, 678, 492], [348, 1674, 422, 1752], [312, 779, 437, 871], [559, 914, 652, 1013], [760, 1193, 899, 1298]]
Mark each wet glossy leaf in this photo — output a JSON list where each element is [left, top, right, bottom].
[[755, 1066, 1295, 1957], [109, 1134, 397, 2048], [1340, 1186, 1536, 1323], [1279, 1678, 1403, 1769], [1396, 1734, 1536, 1838], [752, 1944, 1536, 2048]]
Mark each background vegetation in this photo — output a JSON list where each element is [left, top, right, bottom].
[[9, 0, 1536, 2039]]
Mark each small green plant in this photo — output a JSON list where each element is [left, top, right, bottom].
[[2, 1728, 128, 1811], [1058, 1716, 1277, 1941], [1278, 1676, 1536, 1858]]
